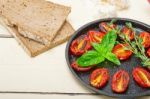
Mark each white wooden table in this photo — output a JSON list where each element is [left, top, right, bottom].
[[0, 0, 150, 99]]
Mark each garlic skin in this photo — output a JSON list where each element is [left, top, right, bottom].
[[79, 0, 118, 20], [93, 4, 117, 19], [101, 0, 130, 10], [111, 0, 130, 10], [98, 4, 117, 18]]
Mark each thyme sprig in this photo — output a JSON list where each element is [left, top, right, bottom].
[[116, 22, 150, 67]]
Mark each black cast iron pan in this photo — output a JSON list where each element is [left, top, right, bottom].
[[65, 18, 150, 99]]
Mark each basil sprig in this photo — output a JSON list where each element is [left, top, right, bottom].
[[77, 30, 121, 67]]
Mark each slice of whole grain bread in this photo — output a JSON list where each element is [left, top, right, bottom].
[[0, 17, 74, 57], [0, 0, 71, 45]]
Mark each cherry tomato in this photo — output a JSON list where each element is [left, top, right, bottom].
[[146, 48, 150, 70], [90, 68, 109, 88], [99, 22, 116, 33], [71, 61, 92, 72], [88, 30, 105, 43], [70, 35, 92, 56], [112, 44, 132, 60], [121, 26, 134, 40], [111, 70, 130, 93], [139, 32, 150, 48], [132, 67, 150, 88], [147, 48, 150, 57]]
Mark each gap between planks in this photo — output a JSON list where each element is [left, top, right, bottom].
[[0, 34, 13, 38], [0, 91, 100, 96]]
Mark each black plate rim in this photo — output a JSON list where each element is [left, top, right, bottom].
[[65, 17, 150, 98]]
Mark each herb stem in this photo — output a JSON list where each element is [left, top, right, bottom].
[[117, 26, 150, 66], [111, 21, 150, 67], [134, 34, 147, 57]]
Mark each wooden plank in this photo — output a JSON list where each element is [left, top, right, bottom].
[[0, 38, 92, 93], [0, 94, 116, 99], [0, 93, 148, 99]]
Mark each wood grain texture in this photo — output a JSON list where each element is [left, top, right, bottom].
[[0, 0, 149, 99]]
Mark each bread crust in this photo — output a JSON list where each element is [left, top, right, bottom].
[[0, 0, 71, 45], [0, 16, 74, 57]]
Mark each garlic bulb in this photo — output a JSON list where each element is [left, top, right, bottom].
[[93, 4, 117, 19], [112, 0, 130, 10], [100, 0, 130, 10]]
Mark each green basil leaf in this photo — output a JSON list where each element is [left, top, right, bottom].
[[105, 52, 121, 65], [77, 50, 105, 67], [77, 30, 118, 67], [99, 30, 117, 53], [91, 43, 101, 53]]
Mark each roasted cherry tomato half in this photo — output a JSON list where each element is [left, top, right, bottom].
[[112, 44, 132, 60], [121, 26, 134, 40], [111, 70, 130, 93], [147, 48, 150, 57], [88, 30, 105, 43], [139, 32, 150, 48], [99, 22, 116, 33], [90, 68, 109, 88], [70, 35, 92, 56], [71, 61, 91, 72], [132, 67, 150, 88], [148, 67, 150, 71]]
